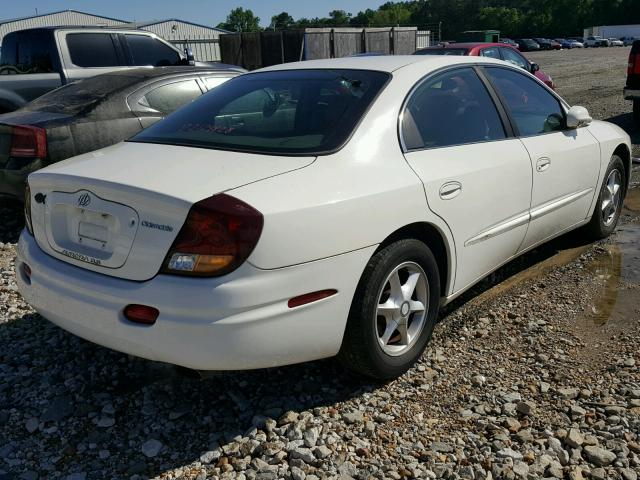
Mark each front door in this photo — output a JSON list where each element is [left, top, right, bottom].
[[482, 66, 600, 250], [401, 67, 533, 293]]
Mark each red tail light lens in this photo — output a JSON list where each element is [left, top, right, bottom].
[[10, 125, 47, 159], [124, 304, 159, 325], [161, 194, 263, 277], [635, 54, 640, 75]]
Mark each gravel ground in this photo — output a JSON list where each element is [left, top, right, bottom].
[[1, 48, 640, 480]]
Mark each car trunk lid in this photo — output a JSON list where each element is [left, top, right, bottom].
[[28, 141, 315, 280]]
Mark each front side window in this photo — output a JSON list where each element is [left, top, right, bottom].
[[126, 35, 181, 67], [67, 33, 120, 68], [0, 31, 55, 74], [132, 69, 390, 155], [402, 67, 506, 150], [500, 48, 528, 70], [138, 80, 203, 115], [485, 67, 565, 136], [480, 47, 501, 59]]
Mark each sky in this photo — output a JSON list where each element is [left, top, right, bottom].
[[2, 1, 388, 27]]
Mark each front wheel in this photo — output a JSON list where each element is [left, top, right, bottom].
[[338, 239, 440, 380], [583, 155, 625, 239]]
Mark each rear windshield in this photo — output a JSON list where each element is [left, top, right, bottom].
[[415, 48, 469, 56], [23, 74, 140, 114], [0, 30, 56, 74], [131, 69, 390, 155]]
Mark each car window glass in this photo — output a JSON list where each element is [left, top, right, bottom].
[[500, 48, 528, 70], [67, 33, 120, 68], [203, 76, 230, 90], [402, 67, 506, 150], [131, 69, 390, 155], [126, 35, 181, 67], [0, 31, 55, 74], [480, 47, 501, 59], [485, 67, 564, 136], [139, 80, 202, 115], [415, 48, 468, 56]]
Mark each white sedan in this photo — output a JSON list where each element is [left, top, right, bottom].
[[17, 56, 631, 379]]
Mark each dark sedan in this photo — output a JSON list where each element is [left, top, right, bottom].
[[0, 65, 243, 200], [515, 39, 541, 52]]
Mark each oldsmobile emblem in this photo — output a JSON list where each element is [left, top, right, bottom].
[[77, 193, 91, 207]]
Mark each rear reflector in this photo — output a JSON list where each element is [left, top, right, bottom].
[[10, 125, 47, 159], [288, 289, 338, 308], [123, 304, 159, 325]]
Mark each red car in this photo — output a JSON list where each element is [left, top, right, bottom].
[[414, 42, 555, 89]]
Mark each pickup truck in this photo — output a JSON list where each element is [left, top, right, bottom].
[[625, 40, 640, 122], [0, 27, 194, 113]]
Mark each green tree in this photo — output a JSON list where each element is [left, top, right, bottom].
[[476, 7, 522, 36], [217, 7, 261, 33], [328, 10, 352, 26], [270, 11, 295, 30]]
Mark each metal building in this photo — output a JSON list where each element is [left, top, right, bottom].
[[0, 9, 126, 45], [134, 19, 228, 61]]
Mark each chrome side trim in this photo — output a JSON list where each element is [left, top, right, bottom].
[[465, 211, 530, 247], [530, 188, 594, 221]]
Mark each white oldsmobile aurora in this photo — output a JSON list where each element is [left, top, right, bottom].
[[18, 56, 631, 379]]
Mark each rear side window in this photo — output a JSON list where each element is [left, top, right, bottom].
[[131, 69, 390, 155], [480, 47, 501, 59], [0, 31, 55, 74], [67, 33, 120, 68], [126, 35, 181, 67], [139, 80, 203, 115], [485, 67, 565, 136], [402, 67, 506, 150]]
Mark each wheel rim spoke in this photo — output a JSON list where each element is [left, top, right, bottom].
[[397, 321, 409, 345], [388, 270, 403, 301], [377, 299, 399, 319], [379, 320, 398, 346], [409, 300, 425, 312], [402, 272, 421, 301], [602, 169, 622, 227]]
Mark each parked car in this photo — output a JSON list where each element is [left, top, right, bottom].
[[0, 27, 200, 113], [534, 38, 554, 50], [608, 38, 624, 47], [16, 55, 631, 379], [624, 40, 640, 121], [499, 38, 519, 49], [569, 39, 585, 48], [555, 38, 574, 49], [0, 66, 243, 200], [621, 37, 636, 46], [414, 43, 555, 89], [515, 38, 541, 52], [584, 36, 610, 47]]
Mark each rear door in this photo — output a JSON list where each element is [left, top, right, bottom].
[[401, 66, 533, 293], [483, 66, 600, 250]]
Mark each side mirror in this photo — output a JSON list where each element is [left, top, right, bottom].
[[184, 48, 195, 66], [566, 106, 592, 128], [530, 63, 540, 73]]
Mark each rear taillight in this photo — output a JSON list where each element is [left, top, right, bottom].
[[161, 194, 263, 277], [24, 184, 34, 235], [629, 53, 640, 75], [10, 125, 47, 159]]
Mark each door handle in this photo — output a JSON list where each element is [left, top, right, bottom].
[[536, 157, 551, 172], [439, 181, 462, 200]]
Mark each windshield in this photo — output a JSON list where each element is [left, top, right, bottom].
[[415, 48, 468, 56], [131, 69, 390, 155]]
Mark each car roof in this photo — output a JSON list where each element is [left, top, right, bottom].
[[257, 54, 505, 74]]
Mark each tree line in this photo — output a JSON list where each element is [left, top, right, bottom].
[[217, 1, 640, 39]]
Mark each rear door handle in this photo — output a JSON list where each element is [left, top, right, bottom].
[[536, 157, 551, 172], [439, 181, 462, 200]]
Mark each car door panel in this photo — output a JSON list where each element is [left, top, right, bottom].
[[519, 129, 600, 248], [400, 66, 533, 294], [405, 140, 532, 292]]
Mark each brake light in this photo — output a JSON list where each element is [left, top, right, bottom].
[[162, 194, 263, 277], [10, 125, 47, 159], [635, 54, 640, 75]]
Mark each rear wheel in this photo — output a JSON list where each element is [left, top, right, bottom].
[[584, 155, 625, 239], [338, 239, 440, 380], [633, 100, 640, 122]]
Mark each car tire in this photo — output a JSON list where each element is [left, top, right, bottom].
[[634, 100, 640, 123], [338, 239, 440, 380], [583, 155, 625, 240]]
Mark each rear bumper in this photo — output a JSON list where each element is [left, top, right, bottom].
[[624, 88, 640, 100], [16, 231, 375, 370]]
